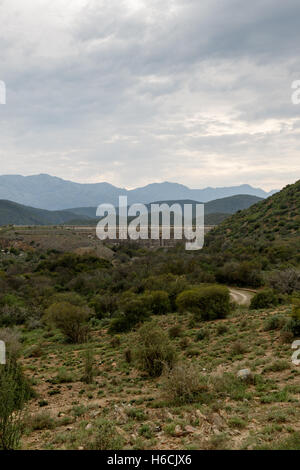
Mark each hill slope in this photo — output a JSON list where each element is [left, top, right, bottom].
[[69, 195, 262, 219], [0, 200, 91, 226], [0, 194, 262, 226], [205, 180, 300, 266]]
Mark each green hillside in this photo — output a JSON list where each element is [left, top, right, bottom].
[[0, 194, 261, 227], [0, 200, 91, 226], [205, 180, 300, 267]]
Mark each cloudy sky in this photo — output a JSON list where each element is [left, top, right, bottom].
[[0, 0, 300, 190]]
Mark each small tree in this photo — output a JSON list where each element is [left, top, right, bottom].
[[44, 302, 90, 343], [81, 348, 96, 384], [134, 322, 177, 377], [0, 330, 33, 450]]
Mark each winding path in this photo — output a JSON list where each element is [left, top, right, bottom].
[[229, 288, 255, 306]]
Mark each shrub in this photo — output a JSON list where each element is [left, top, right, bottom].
[[81, 348, 96, 384], [195, 329, 209, 341], [124, 348, 132, 363], [0, 328, 21, 359], [109, 295, 151, 333], [281, 297, 300, 337], [90, 293, 118, 319], [230, 341, 247, 356], [268, 269, 300, 294], [50, 367, 74, 384], [264, 315, 286, 331], [211, 372, 251, 401], [216, 324, 229, 335], [110, 335, 121, 348], [134, 322, 177, 377], [0, 305, 28, 327], [263, 360, 290, 373], [44, 302, 90, 343], [176, 285, 231, 321], [47, 291, 86, 307], [88, 420, 123, 450], [161, 362, 209, 404], [250, 289, 278, 310], [27, 411, 56, 431], [216, 261, 262, 288], [168, 324, 182, 339], [0, 359, 33, 450], [144, 290, 171, 315]]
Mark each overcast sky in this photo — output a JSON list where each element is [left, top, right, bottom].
[[0, 0, 300, 190]]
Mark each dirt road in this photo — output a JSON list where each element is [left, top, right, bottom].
[[229, 288, 255, 306]]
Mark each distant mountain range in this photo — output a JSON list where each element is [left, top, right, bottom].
[[0, 195, 263, 226], [0, 174, 277, 210]]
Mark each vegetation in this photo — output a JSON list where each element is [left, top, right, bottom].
[[133, 322, 177, 377], [0, 179, 299, 450], [176, 285, 231, 321]]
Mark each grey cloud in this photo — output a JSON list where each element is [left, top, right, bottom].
[[0, 0, 299, 191]]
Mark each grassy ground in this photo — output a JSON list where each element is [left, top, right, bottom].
[[20, 304, 300, 450]]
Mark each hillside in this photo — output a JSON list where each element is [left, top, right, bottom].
[[0, 195, 262, 226], [0, 200, 91, 226], [0, 174, 276, 210], [205, 180, 300, 266], [0, 230, 299, 451]]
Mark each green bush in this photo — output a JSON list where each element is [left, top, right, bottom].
[[88, 420, 123, 450], [0, 359, 33, 449], [283, 297, 300, 337], [144, 290, 171, 315], [109, 295, 151, 333], [264, 315, 286, 331], [216, 261, 262, 288], [161, 362, 209, 404], [90, 293, 118, 319], [134, 322, 177, 377], [81, 348, 97, 384], [250, 289, 278, 310], [168, 324, 182, 339], [195, 329, 209, 341], [44, 302, 91, 343], [176, 285, 230, 321]]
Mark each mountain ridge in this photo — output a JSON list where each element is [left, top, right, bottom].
[[0, 174, 277, 210]]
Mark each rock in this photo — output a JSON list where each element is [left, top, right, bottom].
[[237, 369, 252, 380], [213, 427, 221, 435], [211, 413, 226, 429], [175, 425, 183, 436], [78, 446, 84, 450], [85, 423, 92, 430], [195, 409, 207, 420], [219, 409, 227, 419], [184, 425, 197, 434]]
